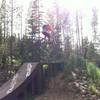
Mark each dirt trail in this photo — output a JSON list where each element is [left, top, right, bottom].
[[35, 73, 83, 100]]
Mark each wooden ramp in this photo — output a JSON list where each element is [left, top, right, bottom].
[[0, 63, 38, 100], [0, 62, 64, 100]]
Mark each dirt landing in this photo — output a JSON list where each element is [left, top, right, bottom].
[[35, 73, 83, 100]]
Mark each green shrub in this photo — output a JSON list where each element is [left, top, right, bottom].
[[86, 61, 100, 84], [43, 64, 48, 70], [65, 55, 86, 71]]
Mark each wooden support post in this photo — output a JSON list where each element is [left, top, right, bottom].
[[36, 65, 44, 94], [24, 89, 27, 100], [32, 79, 35, 96], [17, 92, 24, 100]]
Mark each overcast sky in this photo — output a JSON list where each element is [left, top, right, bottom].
[[0, 0, 100, 40]]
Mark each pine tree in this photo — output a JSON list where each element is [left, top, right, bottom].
[[24, 0, 42, 62], [26, 0, 41, 39], [91, 7, 99, 53], [47, 2, 63, 62]]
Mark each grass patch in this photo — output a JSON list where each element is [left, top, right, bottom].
[[86, 61, 100, 84]]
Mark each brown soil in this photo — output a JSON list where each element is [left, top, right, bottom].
[[35, 73, 84, 100]]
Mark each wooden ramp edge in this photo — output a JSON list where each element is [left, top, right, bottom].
[[0, 62, 39, 100]]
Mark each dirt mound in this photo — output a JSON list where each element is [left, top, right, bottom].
[[35, 73, 83, 100]]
